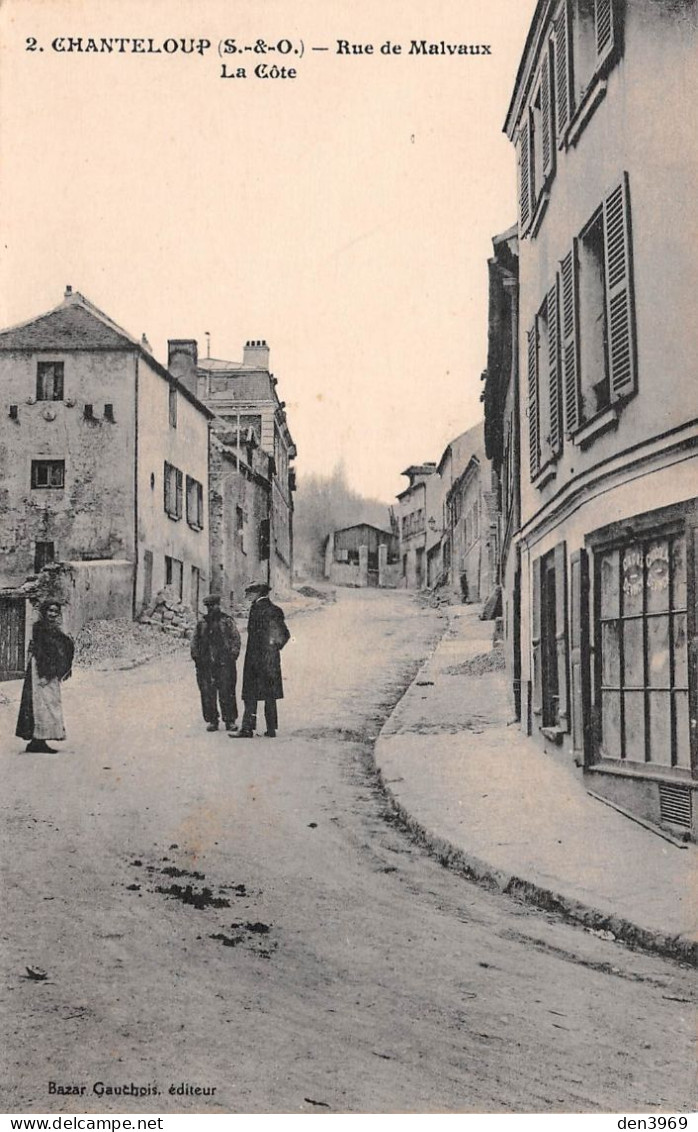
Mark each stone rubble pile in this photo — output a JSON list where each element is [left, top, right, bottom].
[[138, 587, 198, 638]]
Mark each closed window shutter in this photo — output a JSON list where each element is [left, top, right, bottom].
[[532, 556, 543, 717], [527, 325, 540, 480], [518, 117, 532, 235], [541, 46, 555, 182], [164, 462, 169, 513], [560, 247, 580, 434], [570, 549, 590, 762], [547, 280, 562, 457], [176, 469, 183, 518], [554, 541, 570, 733], [595, 0, 615, 69], [554, 1, 571, 146], [603, 173, 636, 403]]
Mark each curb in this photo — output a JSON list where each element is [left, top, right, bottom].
[[371, 625, 697, 968]]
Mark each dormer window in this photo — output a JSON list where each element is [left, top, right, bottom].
[[36, 361, 64, 401]]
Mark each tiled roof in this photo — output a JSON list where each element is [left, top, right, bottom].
[[0, 295, 135, 351]]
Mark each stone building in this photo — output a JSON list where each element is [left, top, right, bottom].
[[482, 225, 520, 715], [396, 463, 435, 589], [0, 289, 212, 660], [505, 0, 698, 836], [168, 338, 296, 594]]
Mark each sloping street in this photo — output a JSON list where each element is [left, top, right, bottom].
[[1, 589, 695, 1115]]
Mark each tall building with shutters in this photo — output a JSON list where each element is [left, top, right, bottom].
[[504, 0, 698, 838]]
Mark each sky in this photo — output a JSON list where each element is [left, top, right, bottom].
[[0, 0, 537, 502]]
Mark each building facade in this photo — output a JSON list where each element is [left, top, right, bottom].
[[324, 523, 400, 588], [0, 290, 212, 624], [396, 464, 435, 588], [505, 0, 698, 836], [169, 338, 296, 594]]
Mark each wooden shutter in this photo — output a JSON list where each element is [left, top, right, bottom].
[[554, 1, 571, 146], [547, 280, 562, 457], [541, 46, 555, 182], [554, 541, 570, 732], [560, 247, 580, 435], [527, 325, 540, 479], [518, 117, 532, 235], [175, 468, 183, 518], [532, 555, 543, 718], [595, 0, 616, 69], [570, 549, 590, 761], [603, 174, 636, 403]]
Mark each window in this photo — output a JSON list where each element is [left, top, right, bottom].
[[528, 282, 562, 479], [186, 475, 204, 530], [165, 555, 183, 600], [562, 174, 636, 436], [31, 459, 65, 489], [36, 362, 64, 401], [532, 542, 569, 734], [83, 403, 94, 420], [518, 43, 554, 236], [191, 565, 201, 614], [556, 0, 618, 146], [596, 533, 690, 770], [259, 519, 270, 561], [104, 403, 115, 422], [164, 462, 183, 519], [169, 384, 177, 429], [34, 542, 55, 572]]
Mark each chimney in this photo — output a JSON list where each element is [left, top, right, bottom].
[[168, 339, 199, 396], [64, 285, 73, 298], [242, 339, 270, 370]]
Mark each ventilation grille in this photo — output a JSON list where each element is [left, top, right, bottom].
[[658, 783, 692, 830]]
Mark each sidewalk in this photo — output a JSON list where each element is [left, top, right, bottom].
[[374, 604, 697, 963]]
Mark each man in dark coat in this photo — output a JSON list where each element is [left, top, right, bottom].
[[190, 594, 241, 733], [233, 581, 290, 739]]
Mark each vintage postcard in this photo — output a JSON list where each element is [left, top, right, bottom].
[[0, 0, 696, 1120]]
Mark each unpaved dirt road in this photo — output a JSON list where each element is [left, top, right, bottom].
[[1, 589, 695, 1114]]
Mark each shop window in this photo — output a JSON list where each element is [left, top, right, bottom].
[[596, 533, 690, 770], [36, 362, 64, 402]]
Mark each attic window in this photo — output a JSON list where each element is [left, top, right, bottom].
[[104, 403, 115, 422], [83, 403, 94, 420]]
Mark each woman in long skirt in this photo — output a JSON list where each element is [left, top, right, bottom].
[[16, 600, 74, 754]]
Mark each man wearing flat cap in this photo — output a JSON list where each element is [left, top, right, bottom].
[[190, 594, 241, 734], [233, 581, 290, 739]]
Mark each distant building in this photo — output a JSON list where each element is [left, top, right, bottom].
[[504, 0, 698, 836], [168, 338, 296, 595], [324, 523, 399, 588], [0, 290, 212, 648], [396, 463, 436, 588]]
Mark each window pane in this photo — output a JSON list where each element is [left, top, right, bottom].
[[674, 691, 690, 770], [623, 620, 644, 687], [599, 550, 619, 618], [647, 615, 670, 688], [601, 621, 620, 686], [621, 544, 643, 617], [601, 691, 621, 759], [623, 691, 645, 762], [671, 536, 687, 610], [673, 614, 688, 689], [648, 692, 672, 767], [646, 540, 670, 613]]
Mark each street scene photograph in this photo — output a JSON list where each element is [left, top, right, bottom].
[[0, 0, 696, 1120]]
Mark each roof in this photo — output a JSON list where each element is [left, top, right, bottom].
[[436, 420, 484, 477], [334, 523, 394, 539], [0, 290, 214, 419]]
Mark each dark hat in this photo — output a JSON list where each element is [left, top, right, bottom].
[[202, 594, 222, 607], [245, 581, 271, 596]]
